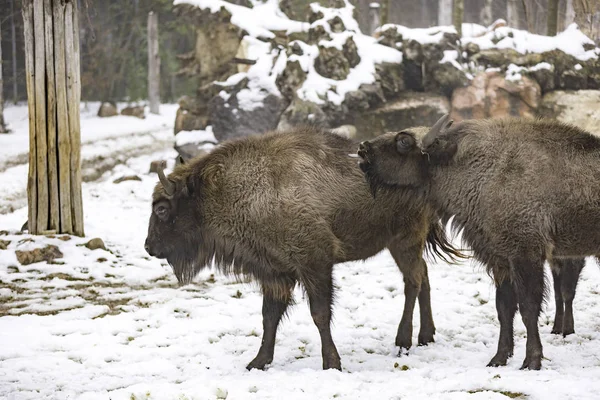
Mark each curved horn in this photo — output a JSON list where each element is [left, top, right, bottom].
[[422, 114, 453, 149], [158, 165, 176, 196]]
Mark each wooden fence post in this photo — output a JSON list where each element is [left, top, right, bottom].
[[22, 0, 84, 236], [148, 11, 160, 114]]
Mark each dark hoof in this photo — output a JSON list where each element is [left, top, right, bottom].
[[487, 352, 511, 367], [562, 328, 575, 337], [418, 333, 435, 346], [395, 335, 412, 351], [246, 356, 272, 371], [323, 357, 342, 371], [520, 356, 542, 370], [551, 328, 563, 335]]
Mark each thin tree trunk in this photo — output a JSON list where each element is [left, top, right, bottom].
[[565, 0, 576, 27], [438, 0, 453, 26], [574, 0, 600, 43], [548, 0, 559, 35], [0, 23, 6, 134], [480, 0, 494, 27], [507, 0, 521, 28], [453, 0, 464, 36], [10, 0, 19, 104], [148, 11, 160, 114]]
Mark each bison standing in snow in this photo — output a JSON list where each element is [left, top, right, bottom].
[[144, 126, 462, 371], [357, 115, 600, 370]]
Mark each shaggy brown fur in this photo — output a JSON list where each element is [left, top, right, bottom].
[[145, 126, 462, 371], [358, 116, 600, 370]]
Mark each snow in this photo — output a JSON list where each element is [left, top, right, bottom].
[[2, 105, 600, 399], [175, 126, 217, 147], [173, 0, 308, 39]]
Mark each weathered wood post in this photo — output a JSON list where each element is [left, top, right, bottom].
[[453, 0, 464, 36], [148, 11, 160, 115], [0, 22, 7, 133], [368, 2, 381, 36], [548, 0, 560, 35], [22, 0, 84, 236]]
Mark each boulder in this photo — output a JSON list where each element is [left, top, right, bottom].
[[451, 71, 541, 122], [16, 245, 63, 265], [375, 63, 405, 100], [351, 92, 451, 141], [538, 90, 600, 136], [97, 102, 118, 118], [210, 78, 289, 141], [277, 99, 329, 130], [276, 60, 307, 101], [85, 238, 107, 251], [315, 45, 350, 80], [0, 239, 10, 250], [121, 105, 145, 119]]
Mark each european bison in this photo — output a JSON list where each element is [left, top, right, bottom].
[[358, 115, 600, 370], [145, 126, 461, 370]]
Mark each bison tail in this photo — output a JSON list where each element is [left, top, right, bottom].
[[425, 220, 469, 264]]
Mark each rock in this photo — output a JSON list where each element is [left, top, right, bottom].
[[376, 25, 402, 49], [209, 79, 289, 141], [113, 175, 142, 184], [276, 60, 307, 101], [97, 102, 118, 118], [0, 239, 10, 250], [451, 71, 541, 122], [308, 24, 331, 44], [465, 42, 480, 56], [277, 99, 329, 130], [314, 45, 350, 80], [174, 108, 209, 135], [559, 70, 587, 90], [342, 37, 360, 68], [375, 63, 405, 100], [351, 92, 451, 141], [85, 238, 107, 251], [344, 84, 385, 110], [330, 124, 357, 140], [526, 67, 556, 93], [328, 16, 345, 33], [149, 160, 167, 174], [15, 245, 64, 265], [539, 90, 600, 136], [427, 63, 469, 97], [120, 105, 145, 119]]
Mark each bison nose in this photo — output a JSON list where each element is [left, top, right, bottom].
[[144, 240, 154, 256], [358, 141, 370, 158]]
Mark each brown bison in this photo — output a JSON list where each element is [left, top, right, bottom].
[[358, 115, 599, 370], [145, 126, 461, 371]]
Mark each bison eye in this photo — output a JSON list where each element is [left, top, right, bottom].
[[396, 134, 415, 153], [154, 204, 169, 220]]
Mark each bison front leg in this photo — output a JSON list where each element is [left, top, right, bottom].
[[487, 278, 517, 367], [247, 277, 295, 371], [388, 244, 432, 352], [303, 266, 341, 371]]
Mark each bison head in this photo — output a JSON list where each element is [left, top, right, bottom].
[[358, 114, 455, 194], [145, 161, 204, 285]]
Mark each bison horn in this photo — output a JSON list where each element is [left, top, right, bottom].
[[422, 114, 453, 149], [158, 165, 176, 196]]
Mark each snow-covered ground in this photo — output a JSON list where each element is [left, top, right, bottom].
[[1, 106, 600, 399]]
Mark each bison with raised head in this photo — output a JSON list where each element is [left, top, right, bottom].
[[358, 115, 600, 370], [145, 126, 461, 371]]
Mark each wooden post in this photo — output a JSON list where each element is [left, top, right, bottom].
[[438, 0, 453, 26], [368, 2, 381, 36], [22, 0, 84, 236], [0, 20, 7, 134], [548, 0, 560, 35], [148, 11, 160, 115], [453, 0, 464, 36], [11, 0, 19, 104]]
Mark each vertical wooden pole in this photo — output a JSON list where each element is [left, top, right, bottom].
[[54, 0, 73, 234], [44, 0, 59, 232], [368, 2, 381, 35], [438, 0, 453, 26], [10, 0, 19, 104], [23, 0, 38, 233], [148, 11, 160, 115], [453, 0, 464, 36], [66, 0, 84, 236], [0, 21, 6, 134], [34, 0, 49, 231], [548, 0, 560, 35]]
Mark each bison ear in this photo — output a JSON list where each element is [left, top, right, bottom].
[[177, 155, 185, 165]]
